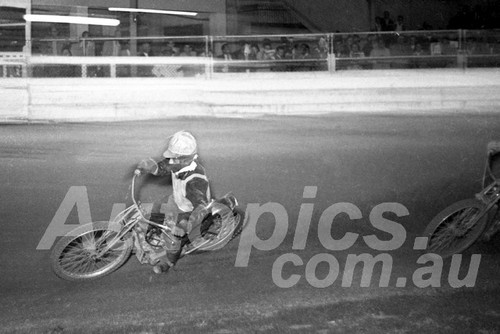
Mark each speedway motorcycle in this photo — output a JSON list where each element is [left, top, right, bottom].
[[423, 141, 500, 258], [50, 170, 246, 281]]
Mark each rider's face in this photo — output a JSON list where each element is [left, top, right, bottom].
[[168, 157, 192, 173]]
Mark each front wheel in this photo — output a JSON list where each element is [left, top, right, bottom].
[[423, 199, 489, 259], [50, 221, 132, 281]]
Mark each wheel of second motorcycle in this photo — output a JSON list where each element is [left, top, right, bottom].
[[50, 221, 133, 281], [423, 199, 489, 259]]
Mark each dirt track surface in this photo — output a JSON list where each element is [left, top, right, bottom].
[[1, 114, 500, 333]]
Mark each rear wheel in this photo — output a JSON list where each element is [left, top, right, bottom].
[[424, 199, 489, 259], [50, 221, 132, 281], [230, 209, 245, 240]]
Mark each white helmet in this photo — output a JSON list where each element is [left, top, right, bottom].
[[163, 130, 197, 158]]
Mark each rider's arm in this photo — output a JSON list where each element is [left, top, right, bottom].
[[185, 177, 210, 208]]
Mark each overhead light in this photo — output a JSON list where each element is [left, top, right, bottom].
[[108, 7, 197, 17], [23, 14, 120, 26]]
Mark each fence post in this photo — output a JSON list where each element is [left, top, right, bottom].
[[204, 36, 211, 79], [328, 33, 336, 74], [207, 36, 214, 79], [457, 29, 467, 70], [328, 53, 336, 73], [110, 63, 117, 78]]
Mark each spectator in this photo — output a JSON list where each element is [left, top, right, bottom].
[[280, 37, 294, 58], [48, 25, 60, 56], [347, 43, 365, 70], [412, 42, 429, 68], [297, 43, 315, 71], [381, 11, 395, 31], [231, 40, 247, 60], [161, 41, 176, 56], [102, 29, 121, 57], [389, 35, 411, 68], [408, 36, 418, 53], [312, 37, 329, 71], [285, 42, 300, 60], [179, 44, 199, 76], [101, 29, 123, 77], [217, 43, 233, 73], [116, 41, 131, 77], [120, 41, 131, 57], [235, 43, 258, 72], [395, 15, 406, 32], [138, 42, 153, 77], [334, 39, 350, 58], [298, 43, 312, 59], [272, 45, 287, 72], [138, 42, 152, 57], [61, 46, 72, 57], [312, 37, 329, 59], [79, 31, 95, 56], [249, 43, 262, 60], [58, 46, 78, 77], [413, 43, 426, 56], [369, 38, 391, 69], [219, 43, 232, 60], [262, 40, 275, 60], [275, 46, 285, 60], [345, 36, 354, 52], [160, 46, 174, 57], [373, 16, 383, 32], [349, 43, 365, 58], [360, 35, 372, 56], [180, 44, 196, 57], [78, 31, 97, 76]]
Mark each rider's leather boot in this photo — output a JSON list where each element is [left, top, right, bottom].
[[153, 260, 173, 274], [152, 235, 187, 274]]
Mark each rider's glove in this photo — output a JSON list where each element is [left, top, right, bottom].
[[137, 158, 158, 175], [172, 225, 186, 238]]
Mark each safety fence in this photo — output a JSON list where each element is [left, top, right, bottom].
[[1, 29, 500, 78]]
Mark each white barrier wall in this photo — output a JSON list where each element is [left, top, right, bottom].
[[1, 69, 500, 122], [1, 80, 29, 119]]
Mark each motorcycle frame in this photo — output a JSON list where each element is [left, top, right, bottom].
[[96, 173, 240, 257]]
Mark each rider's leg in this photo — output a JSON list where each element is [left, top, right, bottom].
[[153, 235, 188, 274], [152, 195, 181, 274]]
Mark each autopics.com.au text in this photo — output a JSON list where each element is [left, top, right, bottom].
[[235, 186, 481, 289]]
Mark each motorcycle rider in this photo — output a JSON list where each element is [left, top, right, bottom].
[[137, 130, 211, 274]]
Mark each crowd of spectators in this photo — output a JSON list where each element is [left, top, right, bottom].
[[31, 5, 500, 78]]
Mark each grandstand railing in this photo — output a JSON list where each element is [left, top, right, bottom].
[[1, 30, 499, 78]]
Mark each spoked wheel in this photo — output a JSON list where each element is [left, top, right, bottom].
[[50, 221, 132, 281], [424, 199, 490, 259]]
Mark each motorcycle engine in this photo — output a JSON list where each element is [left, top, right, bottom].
[[133, 225, 167, 265]]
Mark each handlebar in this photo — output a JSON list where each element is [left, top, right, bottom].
[[131, 170, 175, 232], [131, 171, 142, 212]]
